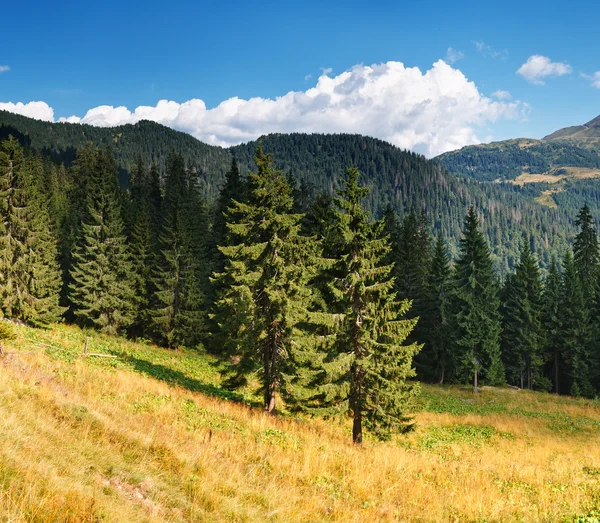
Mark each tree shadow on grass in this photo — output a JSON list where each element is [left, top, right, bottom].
[[123, 354, 257, 406]]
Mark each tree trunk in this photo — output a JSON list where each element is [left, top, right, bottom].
[[554, 350, 559, 394], [352, 363, 363, 445], [439, 364, 445, 386], [265, 381, 276, 414], [353, 409, 363, 445], [473, 369, 478, 395], [520, 370, 524, 390]]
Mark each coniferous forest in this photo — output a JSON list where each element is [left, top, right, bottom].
[[3, 131, 600, 444]]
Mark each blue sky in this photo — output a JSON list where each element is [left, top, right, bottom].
[[1, 0, 599, 155]]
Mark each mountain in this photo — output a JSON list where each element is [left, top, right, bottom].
[[0, 110, 582, 271], [544, 115, 600, 141], [0, 110, 232, 193], [435, 115, 600, 184]]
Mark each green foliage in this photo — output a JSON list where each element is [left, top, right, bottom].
[[501, 242, 548, 390], [0, 321, 16, 341], [152, 153, 205, 348], [0, 137, 64, 325], [212, 148, 326, 413], [68, 146, 135, 334], [314, 167, 421, 442], [450, 208, 505, 389]]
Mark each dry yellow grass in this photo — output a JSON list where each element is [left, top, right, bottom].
[[1, 323, 600, 522], [513, 167, 600, 187]]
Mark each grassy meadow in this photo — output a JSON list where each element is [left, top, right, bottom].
[[1, 322, 600, 522]]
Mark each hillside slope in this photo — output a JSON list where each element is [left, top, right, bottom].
[[1, 323, 600, 522], [0, 111, 582, 269], [436, 114, 600, 183], [0, 110, 232, 193]]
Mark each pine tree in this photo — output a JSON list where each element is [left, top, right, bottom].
[[451, 207, 505, 392], [212, 148, 325, 413], [573, 204, 599, 304], [501, 242, 547, 390], [315, 167, 421, 444], [210, 157, 245, 275], [152, 152, 204, 348], [128, 156, 162, 337], [560, 250, 594, 397], [419, 235, 452, 383], [396, 210, 433, 354], [0, 138, 64, 324], [542, 256, 562, 394], [69, 147, 135, 334]]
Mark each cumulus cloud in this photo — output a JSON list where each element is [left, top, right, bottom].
[[581, 71, 600, 89], [492, 90, 512, 100], [517, 55, 572, 85], [6, 60, 526, 157], [0, 65, 9, 73], [445, 48, 464, 64], [0, 101, 54, 121]]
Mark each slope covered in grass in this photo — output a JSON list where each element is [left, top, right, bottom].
[[1, 323, 600, 522]]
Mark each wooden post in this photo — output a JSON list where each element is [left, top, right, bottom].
[[83, 337, 89, 356]]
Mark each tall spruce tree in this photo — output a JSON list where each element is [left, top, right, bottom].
[[419, 235, 452, 383], [451, 207, 505, 392], [128, 157, 162, 337], [315, 167, 420, 444], [573, 204, 599, 300], [152, 152, 204, 348], [0, 138, 64, 324], [212, 148, 325, 413], [542, 256, 563, 394], [69, 147, 135, 334], [501, 242, 547, 390], [560, 250, 594, 397]]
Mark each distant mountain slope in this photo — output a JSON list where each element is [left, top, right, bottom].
[[544, 115, 600, 141], [435, 115, 600, 183], [0, 110, 232, 193]]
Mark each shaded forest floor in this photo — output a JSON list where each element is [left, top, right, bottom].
[[1, 323, 600, 522]]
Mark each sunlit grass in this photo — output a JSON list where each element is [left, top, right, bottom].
[[1, 322, 599, 521]]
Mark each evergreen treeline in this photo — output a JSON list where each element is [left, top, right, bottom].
[[2, 110, 594, 274], [5, 135, 600, 443]]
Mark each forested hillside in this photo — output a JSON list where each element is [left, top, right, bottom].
[[0, 110, 231, 192], [3, 133, 600, 405], [436, 114, 600, 183], [0, 110, 587, 270]]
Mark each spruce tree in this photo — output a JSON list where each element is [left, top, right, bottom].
[[501, 242, 546, 390], [315, 167, 420, 444], [419, 235, 452, 383], [212, 148, 325, 413], [542, 256, 563, 394], [573, 204, 599, 300], [560, 250, 594, 397], [128, 157, 162, 337], [152, 152, 204, 348], [451, 207, 504, 392], [69, 147, 135, 334], [0, 138, 64, 324]]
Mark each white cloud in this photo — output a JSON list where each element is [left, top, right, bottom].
[[304, 73, 312, 81], [492, 90, 512, 100], [517, 55, 572, 85], [6, 60, 526, 157], [0, 101, 54, 121], [445, 48, 464, 64], [473, 41, 508, 59], [581, 71, 600, 89], [0, 65, 9, 73]]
